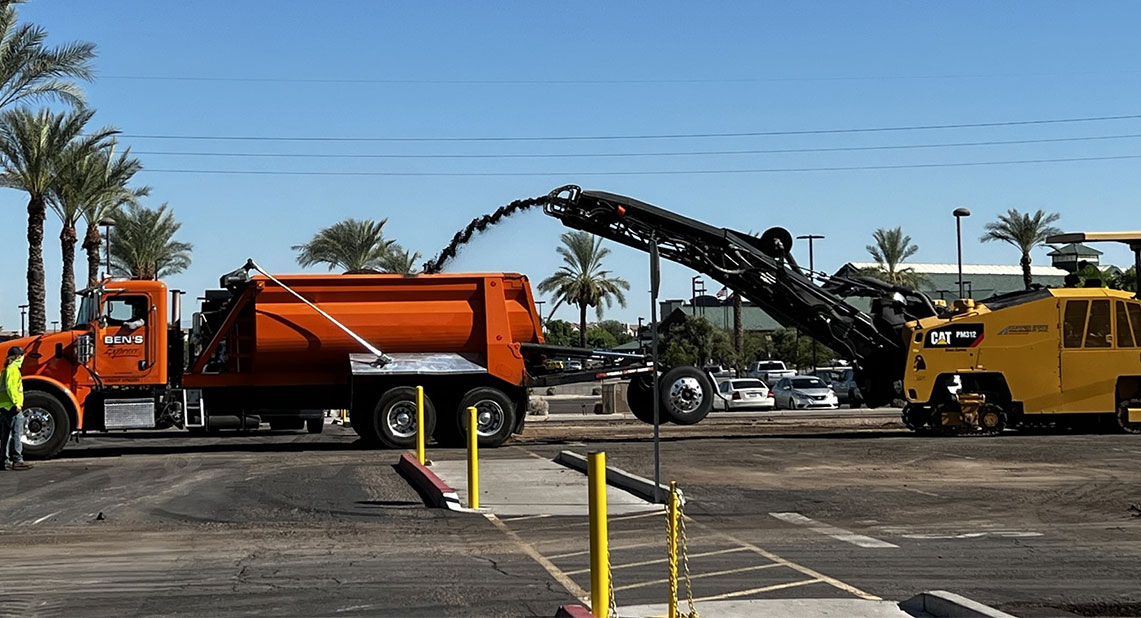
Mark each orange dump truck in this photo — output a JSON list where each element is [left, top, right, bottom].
[[0, 261, 658, 458]]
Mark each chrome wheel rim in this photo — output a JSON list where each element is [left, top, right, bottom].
[[667, 377, 703, 415], [386, 401, 417, 439], [472, 400, 505, 436], [22, 407, 54, 447]]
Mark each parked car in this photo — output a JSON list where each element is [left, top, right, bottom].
[[704, 364, 735, 379], [745, 360, 796, 383], [771, 376, 839, 410], [831, 368, 864, 406], [715, 378, 775, 410], [565, 359, 584, 371]]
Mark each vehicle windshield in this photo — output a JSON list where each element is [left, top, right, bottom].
[[733, 380, 766, 389], [792, 377, 826, 389], [755, 361, 783, 370], [74, 292, 98, 329]]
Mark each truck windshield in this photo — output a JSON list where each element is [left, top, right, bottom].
[[75, 292, 97, 329]]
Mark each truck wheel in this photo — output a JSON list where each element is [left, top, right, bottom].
[[306, 418, 324, 434], [659, 366, 712, 425], [20, 391, 71, 459], [371, 387, 436, 449], [350, 405, 376, 442], [457, 387, 516, 447], [1117, 399, 1141, 434], [626, 375, 656, 424]]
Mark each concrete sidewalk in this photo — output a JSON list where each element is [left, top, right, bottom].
[[428, 457, 663, 517]]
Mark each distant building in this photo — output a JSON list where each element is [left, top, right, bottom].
[[658, 297, 782, 333], [836, 262, 1069, 301], [1048, 243, 1102, 273]]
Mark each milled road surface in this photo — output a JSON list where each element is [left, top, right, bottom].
[[2, 415, 1141, 617]]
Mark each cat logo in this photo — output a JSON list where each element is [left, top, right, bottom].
[[924, 324, 985, 348], [104, 335, 144, 345]]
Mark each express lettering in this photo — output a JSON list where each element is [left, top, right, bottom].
[[104, 335, 144, 345]]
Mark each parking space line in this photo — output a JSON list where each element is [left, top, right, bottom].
[[769, 512, 899, 549], [31, 511, 61, 525], [499, 514, 553, 522], [613, 563, 783, 592], [687, 518, 881, 600], [690, 578, 822, 602], [546, 538, 673, 560], [565, 547, 750, 576], [484, 514, 589, 603]]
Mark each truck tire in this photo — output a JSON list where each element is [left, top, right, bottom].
[[659, 366, 713, 425], [370, 387, 436, 449], [350, 405, 376, 442], [20, 391, 71, 459], [626, 375, 656, 424], [457, 387, 516, 447], [306, 418, 324, 434]]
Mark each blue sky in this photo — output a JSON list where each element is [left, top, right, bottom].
[[3, 1, 1140, 330]]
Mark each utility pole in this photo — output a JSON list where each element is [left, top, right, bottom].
[[797, 234, 825, 369], [18, 304, 28, 337], [100, 216, 117, 279]]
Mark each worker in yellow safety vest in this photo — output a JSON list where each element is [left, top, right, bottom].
[[0, 346, 31, 471]]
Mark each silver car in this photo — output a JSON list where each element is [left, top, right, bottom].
[[772, 376, 839, 410], [715, 379, 775, 410]]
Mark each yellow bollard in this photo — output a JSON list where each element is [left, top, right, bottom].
[[588, 451, 610, 618], [667, 480, 679, 618], [467, 406, 479, 509], [416, 386, 426, 465]]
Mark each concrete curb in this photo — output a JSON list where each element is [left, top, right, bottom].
[[554, 450, 671, 504], [554, 604, 595, 618], [900, 591, 1018, 618], [395, 452, 464, 512]]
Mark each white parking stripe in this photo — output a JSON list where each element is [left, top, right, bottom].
[[31, 511, 60, 525], [613, 563, 783, 592], [770, 513, 898, 549], [691, 578, 822, 602]]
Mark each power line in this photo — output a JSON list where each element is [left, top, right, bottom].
[[130, 133, 1141, 160], [113, 113, 1141, 143], [135, 153, 1141, 176], [98, 69, 1141, 85]]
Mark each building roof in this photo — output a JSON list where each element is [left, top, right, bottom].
[[1047, 243, 1103, 258], [843, 262, 1069, 277]]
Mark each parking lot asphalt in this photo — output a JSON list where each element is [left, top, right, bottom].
[[2, 414, 1141, 617]]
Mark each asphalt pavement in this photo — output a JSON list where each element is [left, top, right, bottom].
[[2, 415, 1140, 617]]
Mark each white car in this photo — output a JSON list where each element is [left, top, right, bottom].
[[771, 376, 839, 410], [715, 379, 775, 410]]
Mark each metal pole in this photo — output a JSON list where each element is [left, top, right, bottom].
[[18, 305, 27, 338], [467, 406, 479, 509], [651, 242, 662, 504], [667, 480, 679, 617], [957, 216, 964, 299], [588, 451, 610, 618], [416, 386, 426, 465]]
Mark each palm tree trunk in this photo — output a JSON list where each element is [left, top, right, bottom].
[[82, 223, 102, 287], [579, 302, 588, 348], [59, 225, 79, 330], [1020, 252, 1033, 290], [733, 292, 743, 374], [26, 194, 46, 335]]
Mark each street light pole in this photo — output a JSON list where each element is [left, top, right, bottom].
[[99, 216, 117, 279], [953, 208, 972, 299], [796, 234, 825, 283], [18, 304, 28, 337], [797, 234, 825, 369]]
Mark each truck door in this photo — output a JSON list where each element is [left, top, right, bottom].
[[95, 292, 158, 382], [1059, 298, 1118, 413]]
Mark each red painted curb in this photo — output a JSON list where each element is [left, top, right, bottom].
[[396, 452, 462, 510], [555, 604, 595, 618]]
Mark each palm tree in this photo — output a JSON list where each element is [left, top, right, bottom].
[[50, 142, 142, 327], [538, 231, 630, 348], [293, 218, 395, 273], [0, 1, 95, 110], [380, 245, 421, 275], [110, 203, 193, 279], [980, 209, 1062, 290], [863, 227, 925, 288], [0, 108, 115, 334]]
